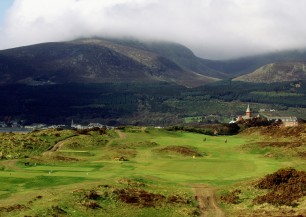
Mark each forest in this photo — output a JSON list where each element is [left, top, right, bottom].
[[0, 80, 305, 125]]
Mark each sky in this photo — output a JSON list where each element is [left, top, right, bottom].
[[0, 0, 306, 60], [0, 0, 13, 24]]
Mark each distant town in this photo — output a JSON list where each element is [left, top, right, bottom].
[[0, 120, 113, 132], [0, 104, 300, 132]]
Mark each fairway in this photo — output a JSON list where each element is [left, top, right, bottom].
[[1, 128, 291, 185], [0, 127, 305, 216]]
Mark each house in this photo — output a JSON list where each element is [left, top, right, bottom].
[[88, 123, 104, 128], [71, 120, 106, 130], [267, 116, 298, 127], [0, 122, 7, 128], [24, 123, 47, 130]]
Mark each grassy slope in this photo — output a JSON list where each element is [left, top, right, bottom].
[[0, 127, 305, 216]]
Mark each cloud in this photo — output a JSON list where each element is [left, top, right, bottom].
[[1, 0, 306, 59]]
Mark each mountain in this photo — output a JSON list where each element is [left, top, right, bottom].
[[2, 37, 306, 86], [104, 38, 228, 79], [0, 38, 220, 87], [233, 62, 306, 83], [204, 49, 306, 77]]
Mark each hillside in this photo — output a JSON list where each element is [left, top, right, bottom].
[[233, 62, 306, 83], [105, 38, 228, 78], [205, 49, 306, 77], [106, 38, 306, 78], [1, 37, 306, 86], [0, 38, 219, 87]]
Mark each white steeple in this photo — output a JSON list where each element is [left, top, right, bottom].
[[246, 104, 251, 113]]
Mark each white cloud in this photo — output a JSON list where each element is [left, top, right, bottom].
[[1, 0, 306, 59]]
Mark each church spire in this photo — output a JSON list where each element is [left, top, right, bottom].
[[246, 104, 252, 118], [246, 104, 250, 113]]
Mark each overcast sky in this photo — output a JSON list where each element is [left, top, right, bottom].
[[0, 0, 306, 60]]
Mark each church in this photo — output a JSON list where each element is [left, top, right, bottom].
[[231, 104, 299, 127], [235, 104, 253, 122]]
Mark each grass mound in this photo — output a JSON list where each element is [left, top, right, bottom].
[[156, 145, 204, 157], [113, 188, 192, 208], [71, 184, 195, 214], [243, 125, 306, 139], [220, 189, 241, 204], [0, 129, 76, 159], [73, 188, 102, 210], [257, 141, 302, 148], [54, 155, 79, 161], [0, 204, 29, 213], [253, 168, 306, 206], [114, 188, 166, 207], [117, 178, 146, 187], [132, 141, 159, 148], [45, 206, 68, 216], [298, 151, 306, 159], [75, 127, 107, 135]]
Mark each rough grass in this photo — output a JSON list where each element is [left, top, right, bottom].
[[253, 168, 306, 206]]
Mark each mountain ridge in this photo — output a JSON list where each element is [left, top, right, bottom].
[[1, 37, 306, 85], [0, 38, 219, 87], [204, 49, 306, 77]]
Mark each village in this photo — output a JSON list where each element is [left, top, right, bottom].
[[0, 104, 300, 131], [0, 120, 113, 132]]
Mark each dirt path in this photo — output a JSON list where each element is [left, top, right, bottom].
[[193, 184, 225, 217], [42, 136, 76, 157], [115, 130, 126, 139]]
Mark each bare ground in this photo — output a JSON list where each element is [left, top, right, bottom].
[[193, 184, 225, 217], [0, 159, 20, 171]]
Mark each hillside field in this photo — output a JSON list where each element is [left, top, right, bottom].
[[0, 127, 305, 216]]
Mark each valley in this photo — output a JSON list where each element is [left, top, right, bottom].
[[1, 1, 306, 216], [1, 38, 306, 125], [0, 38, 306, 217]]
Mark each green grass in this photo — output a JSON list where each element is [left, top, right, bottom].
[[0, 127, 305, 216]]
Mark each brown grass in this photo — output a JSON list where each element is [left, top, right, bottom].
[[253, 168, 306, 206]]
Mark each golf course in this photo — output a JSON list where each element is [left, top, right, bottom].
[[0, 126, 305, 216]]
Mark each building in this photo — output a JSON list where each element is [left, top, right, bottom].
[[71, 120, 106, 130], [234, 104, 253, 122], [0, 122, 7, 128], [245, 104, 252, 118], [88, 123, 104, 128], [267, 116, 298, 127], [232, 104, 299, 127]]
